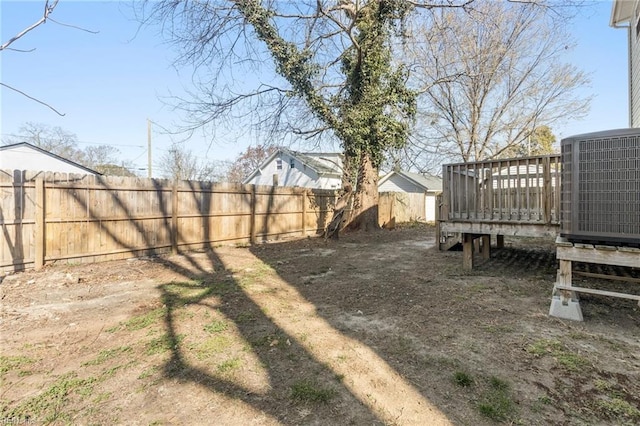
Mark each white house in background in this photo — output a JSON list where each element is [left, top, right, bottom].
[[0, 142, 100, 175], [611, 0, 640, 126], [378, 170, 442, 222], [243, 148, 343, 189]]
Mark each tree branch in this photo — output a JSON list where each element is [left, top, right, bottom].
[[0, 0, 59, 51], [0, 82, 65, 116]]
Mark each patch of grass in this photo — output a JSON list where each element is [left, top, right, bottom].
[[236, 263, 276, 287], [538, 395, 552, 405], [290, 379, 337, 404], [204, 320, 228, 334], [595, 397, 640, 421], [531, 394, 553, 413], [336, 354, 348, 363], [526, 339, 562, 357], [236, 311, 257, 323], [217, 358, 242, 373], [468, 283, 489, 292], [138, 366, 159, 380], [594, 379, 613, 392], [591, 378, 640, 422], [92, 392, 111, 404], [526, 339, 589, 372], [3, 372, 97, 422], [101, 361, 135, 379], [0, 355, 35, 376], [453, 371, 473, 387], [251, 333, 288, 350], [82, 346, 132, 366], [163, 281, 217, 305], [567, 331, 590, 340], [477, 376, 516, 422], [192, 335, 232, 360], [107, 307, 166, 333], [145, 334, 184, 356], [555, 352, 589, 372]]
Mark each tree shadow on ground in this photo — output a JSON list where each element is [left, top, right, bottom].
[[152, 249, 384, 425]]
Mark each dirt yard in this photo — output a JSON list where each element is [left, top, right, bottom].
[[1, 224, 639, 425]]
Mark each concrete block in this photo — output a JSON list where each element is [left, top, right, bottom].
[[549, 292, 583, 321]]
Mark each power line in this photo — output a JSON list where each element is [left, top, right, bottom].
[[1, 133, 145, 148]]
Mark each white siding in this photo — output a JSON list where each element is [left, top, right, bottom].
[[0, 145, 94, 174], [425, 194, 437, 222], [245, 153, 341, 189]]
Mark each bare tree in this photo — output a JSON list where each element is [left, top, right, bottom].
[[3, 122, 132, 175], [499, 125, 558, 158], [226, 145, 278, 183], [4, 122, 83, 159], [140, 0, 454, 230], [1, 0, 97, 115], [405, 1, 590, 164], [159, 143, 231, 182], [141, 0, 584, 228]]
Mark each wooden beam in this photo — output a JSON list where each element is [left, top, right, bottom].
[[556, 245, 640, 268], [554, 285, 640, 302], [574, 270, 640, 284], [441, 220, 559, 238]]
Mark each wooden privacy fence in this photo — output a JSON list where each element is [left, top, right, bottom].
[[442, 155, 562, 225], [0, 170, 337, 273]]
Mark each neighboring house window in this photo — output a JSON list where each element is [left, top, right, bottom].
[[276, 159, 283, 170], [290, 158, 295, 168]]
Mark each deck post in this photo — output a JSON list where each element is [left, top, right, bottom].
[[463, 233, 473, 270], [481, 235, 491, 260], [549, 257, 583, 321]]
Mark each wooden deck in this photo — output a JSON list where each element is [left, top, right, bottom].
[[438, 155, 562, 269], [436, 154, 639, 319]]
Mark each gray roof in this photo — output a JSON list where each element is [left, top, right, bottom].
[[379, 170, 443, 192], [0, 142, 101, 175], [288, 150, 343, 176], [242, 148, 343, 184]]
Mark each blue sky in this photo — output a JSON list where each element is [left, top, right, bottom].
[[0, 1, 630, 176]]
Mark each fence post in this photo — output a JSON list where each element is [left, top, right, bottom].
[[543, 156, 552, 224], [250, 185, 257, 244], [301, 190, 307, 237], [435, 193, 441, 249], [171, 182, 178, 254], [34, 178, 45, 270]]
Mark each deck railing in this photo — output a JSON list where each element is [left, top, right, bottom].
[[442, 155, 561, 225]]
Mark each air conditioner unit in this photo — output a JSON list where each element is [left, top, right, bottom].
[[561, 128, 640, 247]]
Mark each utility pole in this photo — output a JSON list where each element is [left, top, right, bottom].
[[147, 118, 152, 178]]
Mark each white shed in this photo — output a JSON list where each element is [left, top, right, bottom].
[[0, 142, 100, 175], [378, 170, 442, 222]]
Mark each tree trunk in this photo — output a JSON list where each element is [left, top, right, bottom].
[[348, 152, 380, 231]]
